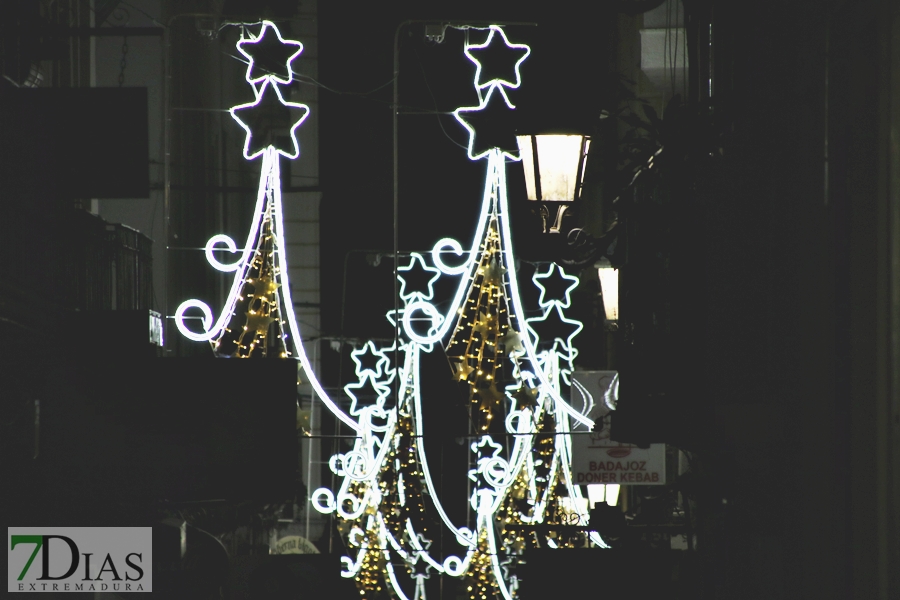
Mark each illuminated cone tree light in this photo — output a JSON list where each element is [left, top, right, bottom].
[[173, 21, 358, 432], [312, 26, 606, 600], [173, 22, 607, 600]]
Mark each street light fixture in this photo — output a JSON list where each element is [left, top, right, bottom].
[[596, 256, 619, 328], [515, 133, 591, 233]]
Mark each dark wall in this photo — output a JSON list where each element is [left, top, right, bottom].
[[690, 1, 899, 599]]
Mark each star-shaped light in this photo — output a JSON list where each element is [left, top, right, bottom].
[[533, 263, 580, 309], [409, 534, 435, 579], [375, 339, 403, 386], [498, 328, 523, 357], [525, 304, 584, 362], [248, 274, 280, 297], [413, 532, 433, 553], [464, 26, 531, 91], [453, 85, 521, 161], [350, 341, 390, 382], [344, 377, 391, 417], [230, 78, 309, 160], [398, 253, 441, 303], [467, 436, 508, 513], [506, 382, 540, 412], [469, 435, 504, 467], [236, 20, 304, 85], [449, 357, 475, 381], [243, 310, 277, 339], [498, 555, 520, 588]]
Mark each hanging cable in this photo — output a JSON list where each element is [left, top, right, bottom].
[[117, 35, 128, 87]]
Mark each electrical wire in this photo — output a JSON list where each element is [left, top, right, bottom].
[[222, 44, 463, 116], [412, 46, 468, 151], [222, 49, 396, 99]]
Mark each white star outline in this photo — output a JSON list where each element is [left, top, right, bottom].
[[464, 25, 531, 92], [533, 263, 580, 309], [389, 260, 447, 349], [469, 434, 504, 462], [527, 265, 583, 366], [525, 303, 585, 364], [467, 435, 509, 487], [453, 85, 521, 162], [229, 78, 310, 160], [350, 341, 391, 382], [344, 376, 391, 418], [408, 533, 436, 580], [467, 436, 508, 513], [499, 555, 519, 593], [236, 20, 304, 85], [398, 252, 442, 303]]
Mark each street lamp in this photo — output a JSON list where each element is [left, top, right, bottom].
[[596, 256, 619, 328], [515, 133, 591, 233]]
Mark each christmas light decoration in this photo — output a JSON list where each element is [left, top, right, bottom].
[[312, 26, 607, 600], [230, 78, 310, 160], [173, 22, 607, 599], [453, 85, 521, 162], [235, 20, 304, 85], [464, 25, 531, 92], [532, 263, 580, 309], [398, 253, 442, 302], [172, 21, 358, 432]]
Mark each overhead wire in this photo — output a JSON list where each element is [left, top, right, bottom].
[[412, 45, 469, 151]]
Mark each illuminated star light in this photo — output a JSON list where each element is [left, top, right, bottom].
[[398, 253, 442, 303], [344, 377, 392, 417], [350, 341, 391, 382], [312, 25, 611, 599], [464, 25, 531, 91], [470, 435, 504, 467], [173, 26, 364, 438], [236, 20, 304, 85], [230, 78, 310, 160], [532, 263, 580, 309], [453, 84, 520, 162], [525, 304, 584, 364]]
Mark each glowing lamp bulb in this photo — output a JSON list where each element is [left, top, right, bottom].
[[596, 257, 619, 324], [516, 134, 590, 201]]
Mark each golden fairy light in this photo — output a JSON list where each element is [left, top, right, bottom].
[[446, 217, 521, 432], [464, 529, 501, 600], [212, 204, 290, 358]]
